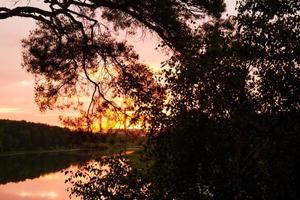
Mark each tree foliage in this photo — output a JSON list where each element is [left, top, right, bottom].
[[0, 119, 76, 151], [146, 0, 300, 199], [66, 154, 151, 200], [237, 0, 300, 113], [0, 0, 225, 128]]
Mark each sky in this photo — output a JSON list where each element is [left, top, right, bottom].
[[0, 0, 237, 126]]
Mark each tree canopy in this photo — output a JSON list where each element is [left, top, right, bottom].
[[0, 0, 226, 129]]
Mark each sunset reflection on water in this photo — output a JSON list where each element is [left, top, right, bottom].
[[0, 149, 136, 200], [0, 167, 79, 200]]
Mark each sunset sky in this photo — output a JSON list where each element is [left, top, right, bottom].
[[0, 0, 236, 126]]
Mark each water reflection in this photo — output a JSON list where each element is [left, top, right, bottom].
[[0, 167, 78, 200], [0, 151, 97, 185], [0, 151, 103, 200]]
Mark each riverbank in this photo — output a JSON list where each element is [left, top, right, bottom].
[[0, 145, 142, 157]]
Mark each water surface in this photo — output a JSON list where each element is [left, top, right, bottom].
[[0, 151, 101, 200]]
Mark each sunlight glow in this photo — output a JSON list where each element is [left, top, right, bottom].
[[19, 80, 34, 86], [19, 192, 31, 197], [0, 107, 24, 114], [39, 174, 61, 181], [19, 191, 58, 199]]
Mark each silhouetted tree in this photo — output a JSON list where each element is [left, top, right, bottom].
[[0, 0, 224, 127], [147, 1, 299, 199], [66, 155, 151, 200]]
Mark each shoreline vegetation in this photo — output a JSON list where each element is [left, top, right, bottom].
[[0, 119, 145, 155], [0, 145, 142, 157]]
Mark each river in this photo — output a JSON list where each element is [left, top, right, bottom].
[[0, 150, 109, 200]]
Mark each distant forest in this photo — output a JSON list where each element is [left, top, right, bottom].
[[0, 119, 142, 152]]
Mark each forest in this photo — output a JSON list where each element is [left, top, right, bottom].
[[0, 119, 142, 152]]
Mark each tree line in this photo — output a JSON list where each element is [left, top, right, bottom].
[[0, 119, 141, 152]]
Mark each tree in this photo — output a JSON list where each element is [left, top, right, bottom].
[[66, 155, 151, 200], [0, 0, 225, 129], [146, 1, 299, 199]]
